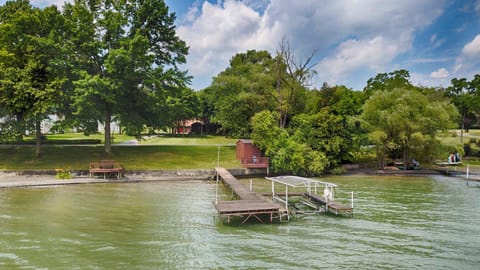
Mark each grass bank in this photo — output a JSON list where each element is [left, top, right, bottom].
[[0, 145, 239, 170]]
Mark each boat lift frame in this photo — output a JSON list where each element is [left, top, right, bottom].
[[265, 175, 354, 218]]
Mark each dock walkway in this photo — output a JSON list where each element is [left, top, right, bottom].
[[213, 167, 283, 224]]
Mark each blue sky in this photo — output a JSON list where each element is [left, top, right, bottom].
[[3, 0, 480, 90]]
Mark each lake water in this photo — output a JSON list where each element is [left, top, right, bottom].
[[0, 175, 479, 269]]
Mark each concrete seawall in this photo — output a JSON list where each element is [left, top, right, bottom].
[[0, 168, 269, 188]]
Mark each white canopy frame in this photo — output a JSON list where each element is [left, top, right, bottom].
[[265, 176, 338, 218]]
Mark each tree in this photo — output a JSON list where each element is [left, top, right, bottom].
[[274, 39, 316, 128], [0, 1, 67, 157], [207, 50, 277, 136], [361, 88, 458, 169], [363, 69, 414, 98], [251, 110, 328, 176], [64, 0, 189, 154], [445, 74, 480, 143], [290, 111, 355, 169]]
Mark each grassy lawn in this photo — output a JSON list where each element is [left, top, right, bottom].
[[28, 133, 238, 145], [0, 145, 239, 170], [38, 133, 136, 144], [140, 135, 238, 145]]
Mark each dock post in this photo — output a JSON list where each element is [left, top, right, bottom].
[[271, 180, 275, 203], [215, 171, 219, 204], [467, 164, 470, 179], [250, 179, 253, 191], [351, 191, 354, 209], [285, 185, 289, 220]]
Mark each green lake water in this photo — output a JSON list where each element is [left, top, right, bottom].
[[0, 175, 479, 269]]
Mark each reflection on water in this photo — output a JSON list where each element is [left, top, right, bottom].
[[0, 176, 479, 269]]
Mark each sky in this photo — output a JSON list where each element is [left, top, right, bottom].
[[3, 0, 480, 90]]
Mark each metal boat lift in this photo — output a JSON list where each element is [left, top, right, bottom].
[[265, 175, 354, 218]]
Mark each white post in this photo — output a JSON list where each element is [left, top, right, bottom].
[[271, 180, 275, 202], [285, 185, 289, 220], [285, 185, 289, 210], [250, 179, 253, 191], [467, 164, 470, 179], [351, 191, 354, 209], [217, 145, 220, 167], [215, 171, 219, 204]]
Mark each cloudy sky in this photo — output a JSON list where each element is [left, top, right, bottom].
[[3, 0, 480, 90]]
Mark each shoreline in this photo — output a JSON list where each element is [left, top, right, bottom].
[[1, 166, 477, 189]]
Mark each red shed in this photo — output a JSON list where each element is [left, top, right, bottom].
[[236, 139, 269, 169]]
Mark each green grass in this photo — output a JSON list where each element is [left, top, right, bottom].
[[141, 135, 238, 145], [29, 133, 238, 145], [39, 133, 136, 144], [0, 145, 239, 170]]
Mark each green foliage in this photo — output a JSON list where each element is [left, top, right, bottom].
[[361, 87, 458, 168], [206, 50, 277, 136], [363, 69, 414, 97], [63, 0, 190, 153], [0, 1, 67, 152], [251, 110, 328, 176], [446, 74, 480, 139], [290, 112, 354, 167], [55, 169, 72, 179]]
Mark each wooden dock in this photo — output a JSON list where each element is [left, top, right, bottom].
[[213, 167, 284, 224]]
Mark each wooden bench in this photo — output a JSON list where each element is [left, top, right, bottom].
[[89, 160, 124, 180]]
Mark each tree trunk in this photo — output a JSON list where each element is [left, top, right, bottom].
[[35, 117, 42, 158], [460, 111, 466, 144], [15, 114, 24, 143], [377, 146, 385, 170], [403, 144, 409, 171], [104, 111, 112, 155]]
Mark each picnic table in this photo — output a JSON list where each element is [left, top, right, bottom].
[[89, 160, 124, 180]]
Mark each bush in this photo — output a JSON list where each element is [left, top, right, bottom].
[[329, 166, 346, 175], [55, 169, 72, 179]]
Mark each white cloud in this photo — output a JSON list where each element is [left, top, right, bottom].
[[452, 34, 480, 79], [177, 0, 446, 89], [31, 0, 71, 8], [411, 72, 450, 88], [317, 36, 408, 84], [177, 0, 280, 85], [462, 34, 480, 56], [430, 68, 449, 79]]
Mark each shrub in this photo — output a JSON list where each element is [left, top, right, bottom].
[[55, 169, 72, 179]]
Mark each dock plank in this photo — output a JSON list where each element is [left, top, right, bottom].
[[214, 167, 282, 222]]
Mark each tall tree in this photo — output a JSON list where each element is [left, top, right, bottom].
[[274, 39, 316, 128], [207, 50, 277, 136], [0, 1, 67, 157], [64, 0, 189, 153], [361, 88, 458, 169], [363, 69, 414, 98], [445, 74, 480, 143]]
